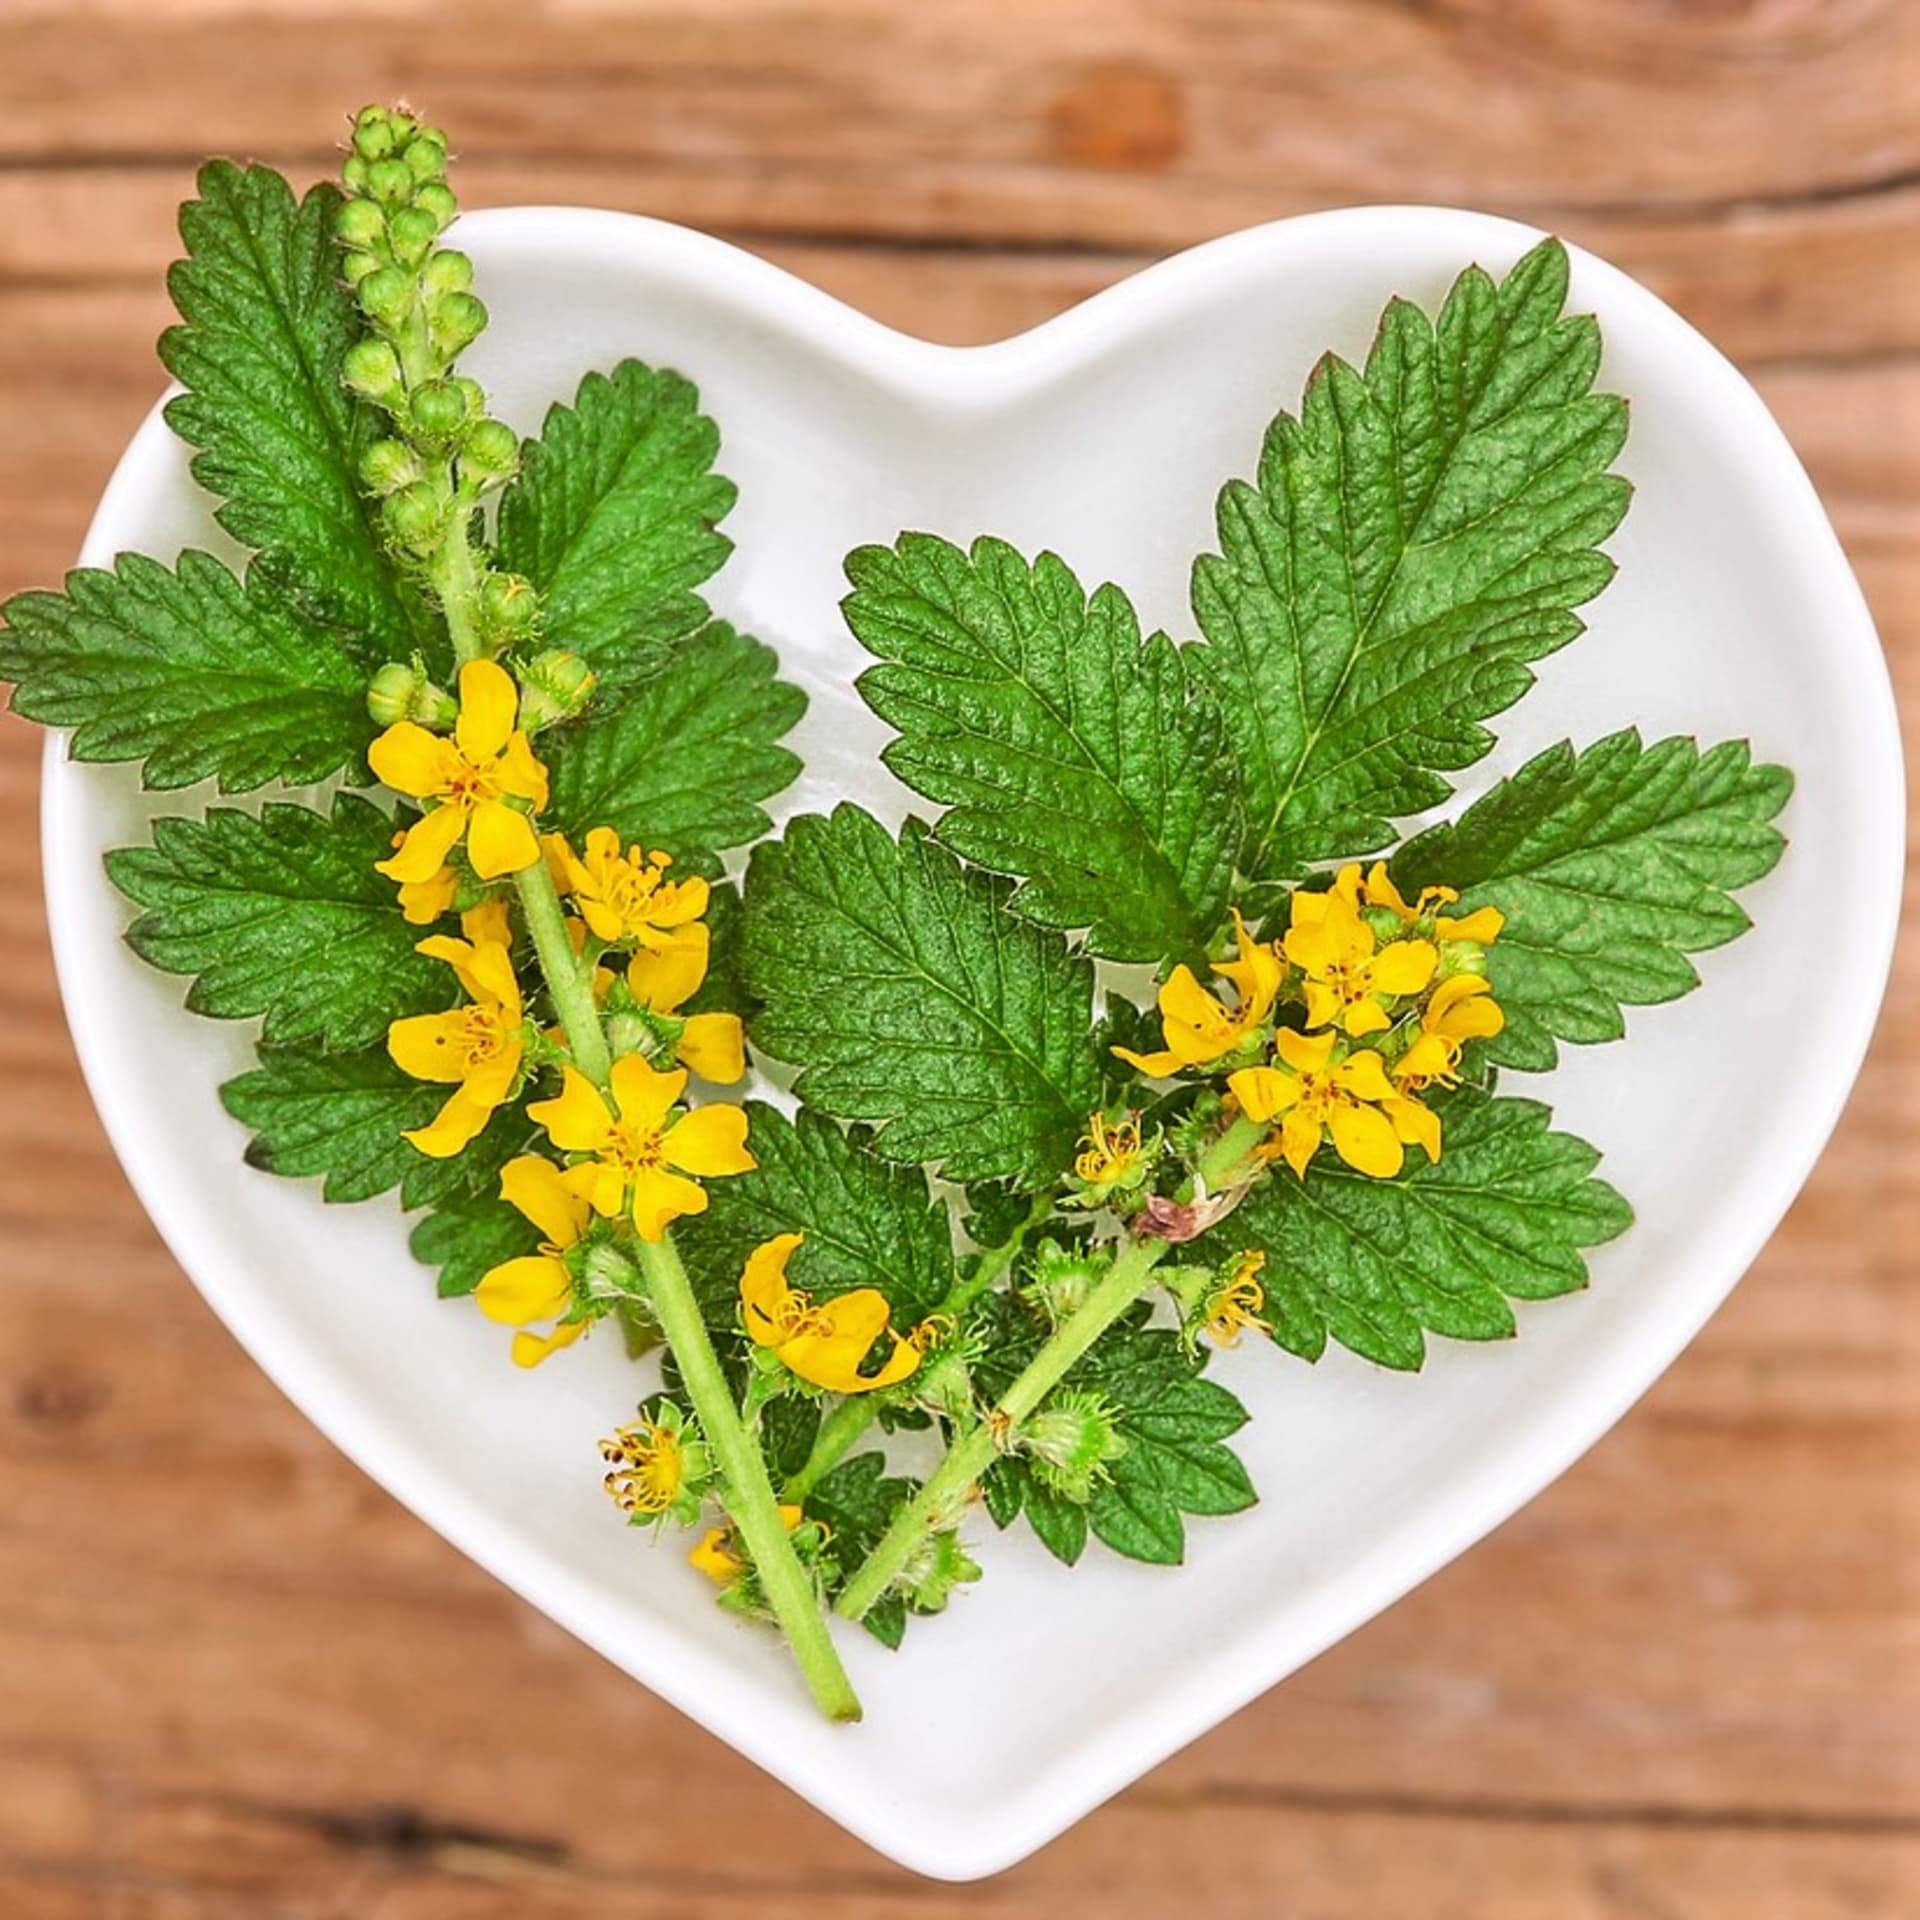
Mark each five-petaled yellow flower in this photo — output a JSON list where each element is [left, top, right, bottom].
[[627, 920, 746, 1085], [528, 1055, 754, 1240], [372, 658, 549, 884], [740, 1232, 921, 1395], [1286, 878, 1437, 1037], [386, 897, 523, 1158], [1114, 910, 1282, 1076], [549, 827, 710, 948], [1362, 862, 1505, 947], [473, 1153, 591, 1367], [1229, 1028, 1409, 1180], [1393, 974, 1506, 1095], [388, 830, 459, 926]]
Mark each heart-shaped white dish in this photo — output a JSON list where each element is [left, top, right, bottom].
[[43, 205, 1901, 1880]]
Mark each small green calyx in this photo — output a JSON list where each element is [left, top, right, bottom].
[[365, 658, 456, 729], [516, 646, 594, 730], [1023, 1238, 1105, 1324], [577, 1237, 647, 1305], [1021, 1389, 1127, 1503], [895, 1528, 982, 1614]]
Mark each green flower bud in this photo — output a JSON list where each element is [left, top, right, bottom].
[[365, 661, 421, 728], [1024, 1239, 1104, 1323], [413, 181, 459, 232], [516, 649, 596, 730], [351, 113, 398, 163], [427, 289, 487, 356], [482, 571, 541, 634], [579, 1239, 645, 1302], [1022, 1390, 1127, 1504], [408, 378, 469, 440], [333, 196, 386, 251], [1441, 939, 1490, 979], [461, 417, 521, 481], [341, 337, 404, 405], [340, 249, 383, 287], [340, 153, 370, 193], [403, 131, 449, 182], [422, 250, 474, 296], [382, 480, 445, 555], [357, 265, 413, 329], [387, 204, 439, 268], [358, 437, 419, 495], [896, 1528, 983, 1615], [366, 157, 415, 209]]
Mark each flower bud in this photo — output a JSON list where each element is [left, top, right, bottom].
[[341, 337, 404, 405], [426, 289, 487, 356], [580, 1240, 645, 1302], [1022, 1390, 1127, 1503], [365, 661, 420, 728], [351, 114, 397, 163], [366, 157, 415, 209], [516, 649, 596, 730], [413, 181, 459, 233], [340, 249, 383, 287], [388, 204, 439, 268], [333, 196, 386, 251], [461, 417, 521, 482], [357, 265, 413, 329], [1441, 939, 1490, 979], [1025, 1239, 1103, 1323], [481, 571, 541, 635], [358, 437, 418, 496], [382, 480, 445, 555], [340, 153, 370, 193], [896, 1528, 982, 1615], [422, 249, 474, 297], [403, 131, 449, 183], [408, 377, 470, 441]]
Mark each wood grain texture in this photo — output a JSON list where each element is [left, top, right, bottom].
[[0, 3, 1914, 1914]]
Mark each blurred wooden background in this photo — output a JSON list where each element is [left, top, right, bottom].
[[0, 3, 1914, 1914]]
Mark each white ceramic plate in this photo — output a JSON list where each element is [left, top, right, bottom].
[[42, 206, 1902, 1880]]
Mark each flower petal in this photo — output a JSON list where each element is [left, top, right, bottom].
[[1329, 1101, 1403, 1179], [1343, 996, 1391, 1038], [455, 658, 519, 762], [1279, 1107, 1321, 1178], [403, 1085, 494, 1158], [1111, 1043, 1185, 1077], [498, 730, 550, 809], [741, 1232, 804, 1346], [387, 1010, 471, 1085], [475, 1254, 575, 1327], [1158, 965, 1228, 1036], [662, 1102, 755, 1178], [1275, 1026, 1338, 1074], [461, 895, 514, 951], [609, 1053, 686, 1131], [368, 721, 454, 799], [499, 1154, 590, 1249], [397, 864, 458, 926], [630, 1164, 709, 1241], [1385, 1092, 1443, 1162], [1362, 862, 1414, 921], [676, 1012, 745, 1085], [1437, 905, 1505, 945], [1334, 1048, 1396, 1102], [376, 802, 466, 884], [1369, 938, 1439, 997], [1227, 1065, 1297, 1123], [510, 1318, 587, 1369], [527, 1065, 613, 1153], [467, 800, 541, 880], [628, 921, 710, 1013]]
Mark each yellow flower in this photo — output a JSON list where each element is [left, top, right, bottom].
[[627, 920, 746, 1085], [1203, 1250, 1267, 1349], [740, 1232, 921, 1395], [386, 899, 524, 1158], [1228, 1027, 1406, 1180], [1113, 911, 1282, 1076], [1285, 873, 1437, 1036], [527, 1054, 754, 1240], [599, 1417, 685, 1515], [388, 830, 459, 926], [1074, 1111, 1143, 1186], [689, 1503, 805, 1588], [1363, 863, 1505, 947], [473, 1154, 591, 1367], [1393, 975, 1507, 1094], [372, 659, 549, 884], [549, 827, 709, 948]]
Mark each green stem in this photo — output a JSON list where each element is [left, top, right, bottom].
[[780, 1196, 1051, 1506], [836, 1234, 1170, 1621], [833, 1116, 1267, 1623], [433, 515, 485, 665], [513, 860, 611, 1086], [639, 1236, 862, 1723]]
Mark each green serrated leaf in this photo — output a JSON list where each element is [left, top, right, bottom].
[[160, 161, 427, 665], [410, 1190, 540, 1299], [1391, 731, 1791, 1071], [847, 534, 1238, 961], [744, 806, 1104, 1187], [105, 793, 450, 1051], [1193, 237, 1630, 881], [543, 623, 804, 857], [0, 552, 374, 792], [678, 1102, 957, 1327], [221, 1043, 531, 1209], [496, 360, 736, 686], [1216, 1092, 1632, 1371]]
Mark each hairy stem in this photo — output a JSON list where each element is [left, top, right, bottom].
[[639, 1236, 862, 1723], [833, 1116, 1267, 1622], [781, 1196, 1052, 1506], [433, 518, 485, 666], [513, 859, 611, 1086]]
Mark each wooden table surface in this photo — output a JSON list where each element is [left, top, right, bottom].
[[0, 5, 1914, 1915]]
